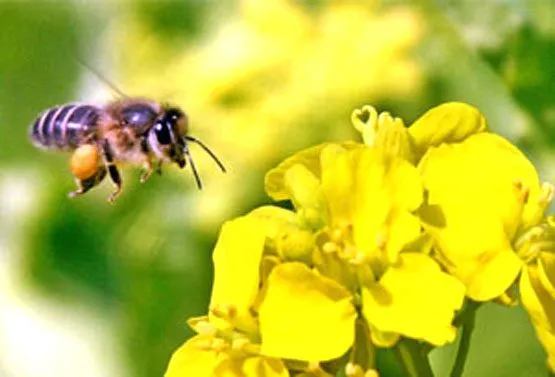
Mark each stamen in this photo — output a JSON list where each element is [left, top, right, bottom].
[[331, 228, 344, 243], [349, 251, 367, 266], [231, 337, 250, 352], [365, 370, 380, 377], [210, 304, 237, 320], [512, 180, 530, 203], [540, 183, 554, 205], [346, 362, 364, 377], [322, 241, 338, 254], [210, 338, 229, 352]]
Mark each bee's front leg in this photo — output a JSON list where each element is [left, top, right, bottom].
[[140, 160, 163, 183], [101, 139, 123, 203]]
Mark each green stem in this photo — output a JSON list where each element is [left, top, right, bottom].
[[395, 338, 434, 377], [450, 301, 481, 377]]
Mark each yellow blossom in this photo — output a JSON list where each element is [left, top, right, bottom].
[[257, 139, 465, 359], [165, 101, 555, 376], [417, 132, 543, 301]]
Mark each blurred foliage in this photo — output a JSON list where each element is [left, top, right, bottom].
[[0, 1, 554, 377]]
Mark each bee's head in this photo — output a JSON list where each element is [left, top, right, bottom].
[[148, 107, 188, 167], [147, 106, 226, 189]]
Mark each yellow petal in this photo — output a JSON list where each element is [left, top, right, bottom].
[[214, 355, 290, 377], [249, 205, 315, 261], [418, 133, 534, 300], [408, 102, 487, 160], [259, 262, 357, 361], [165, 335, 220, 377], [361, 253, 465, 346], [284, 163, 328, 228], [321, 146, 422, 262], [538, 253, 555, 299], [210, 215, 267, 332], [249, 205, 298, 241], [520, 266, 555, 372], [320, 144, 357, 226], [351, 149, 423, 262], [265, 141, 358, 201]]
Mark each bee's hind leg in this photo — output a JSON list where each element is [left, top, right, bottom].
[[68, 167, 107, 198], [68, 144, 107, 199], [101, 139, 123, 203]]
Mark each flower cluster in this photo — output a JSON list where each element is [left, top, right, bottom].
[[165, 102, 555, 376]]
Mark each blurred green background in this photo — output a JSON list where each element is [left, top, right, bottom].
[[0, 1, 554, 376]]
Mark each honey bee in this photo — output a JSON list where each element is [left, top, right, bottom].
[[30, 98, 226, 203]]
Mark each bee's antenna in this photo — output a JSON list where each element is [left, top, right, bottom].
[[184, 136, 227, 173], [74, 56, 128, 98], [183, 143, 203, 189]]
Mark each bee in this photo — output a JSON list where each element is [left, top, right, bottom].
[[29, 98, 226, 203]]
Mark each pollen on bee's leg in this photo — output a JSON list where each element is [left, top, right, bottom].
[[70, 144, 101, 180], [68, 166, 107, 198]]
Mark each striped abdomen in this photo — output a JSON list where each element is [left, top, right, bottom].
[[30, 104, 101, 150]]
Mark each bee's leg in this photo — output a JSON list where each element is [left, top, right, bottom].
[[68, 167, 107, 198], [156, 160, 163, 175], [140, 160, 163, 183], [140, 158, 154, 183], [101, 139, 123, 203]]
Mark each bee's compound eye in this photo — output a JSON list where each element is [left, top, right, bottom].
[[71, 144, 100, 180], [154, 122, 172, 145]]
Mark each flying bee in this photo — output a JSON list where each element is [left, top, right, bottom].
[[29, 98, 226, 203]]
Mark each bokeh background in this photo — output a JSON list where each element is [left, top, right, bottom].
[[0, 1, 554, 376]]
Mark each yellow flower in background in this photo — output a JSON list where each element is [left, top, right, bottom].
[[165, 102, 555, 375], [107, 0, 422, 227]]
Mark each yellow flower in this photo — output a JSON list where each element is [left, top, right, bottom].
[[165, 101, 555, 375], [259, 142, 465, 362], [394, 102, 555, 370], [417, 132, 548, 301]]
